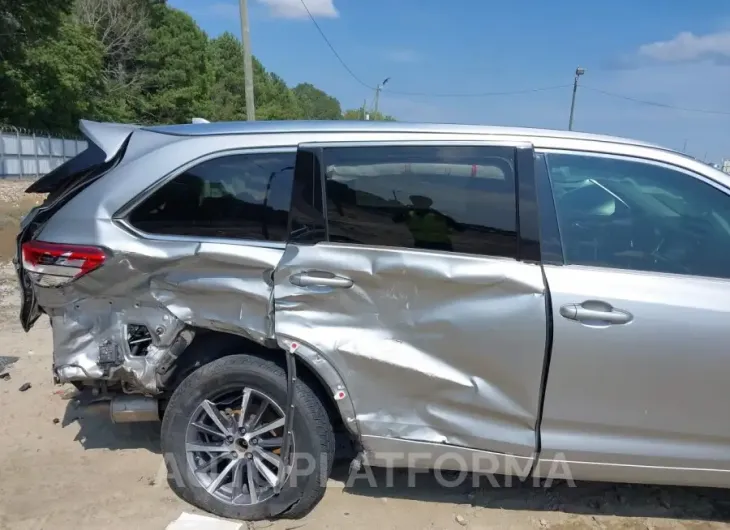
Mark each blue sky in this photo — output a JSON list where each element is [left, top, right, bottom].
[[169, 0, 730, 162]]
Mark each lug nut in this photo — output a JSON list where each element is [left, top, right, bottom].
[[239, 427, 246, 435], [251, 438, 258, 445], [230, 452, 238, 459], [246, 453, 253, 459], [226, 436, 234, 443]]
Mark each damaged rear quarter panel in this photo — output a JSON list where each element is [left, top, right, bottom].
[[33, 133, 299, 392], [38, 239, 285, 391], [274, 243, 547, 457]]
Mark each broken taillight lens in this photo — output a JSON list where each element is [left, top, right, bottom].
[[21, 241, 107, 287]]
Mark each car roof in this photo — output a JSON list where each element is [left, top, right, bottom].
[[142, 120, 670, 152]]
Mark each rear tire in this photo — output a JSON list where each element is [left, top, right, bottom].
[[160, 354, 335, 521]]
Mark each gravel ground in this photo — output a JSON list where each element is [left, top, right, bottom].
[[0, 179, 44, 261], [0, 179, 38, 205], [1, 178, 730, 529]]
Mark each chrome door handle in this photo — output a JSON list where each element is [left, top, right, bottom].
[[290, 271, 353, 289], [560, 303, 633, 325]]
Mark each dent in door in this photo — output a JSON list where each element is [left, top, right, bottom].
[[273, 243, 547, 455]]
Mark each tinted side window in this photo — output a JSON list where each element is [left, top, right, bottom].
[[322, 145, 518, 258], [547, 153, 730, 279], [129, 152, 295, 241]]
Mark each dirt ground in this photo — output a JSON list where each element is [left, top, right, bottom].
[[1, 179, 730, 529]]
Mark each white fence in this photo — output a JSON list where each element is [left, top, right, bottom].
[[0, 126, 88, 179]]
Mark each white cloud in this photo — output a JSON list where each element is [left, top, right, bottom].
[[256, 0, 338, 19], [638, 30, 730, 64], [386, 49, 421, 63]]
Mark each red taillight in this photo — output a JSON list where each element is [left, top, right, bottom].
[[21, 241, 107, 287]]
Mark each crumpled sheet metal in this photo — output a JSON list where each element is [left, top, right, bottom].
[[274, 243, 548, 457], [38, 240, 285, 393], [49, 301, 185, 391]]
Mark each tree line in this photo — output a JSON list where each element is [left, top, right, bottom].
[[0, 0, 395, 136]]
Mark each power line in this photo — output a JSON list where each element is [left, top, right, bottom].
[[385, 85, 571, 98], [299, 0, 373, 90], [583, 86, 730, 116], [299, 0, 570, 98], [299, 0, 730, 114]]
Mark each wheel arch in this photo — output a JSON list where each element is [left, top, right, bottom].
[[163, 328, 360, 439], [275, 334, 360, 438]]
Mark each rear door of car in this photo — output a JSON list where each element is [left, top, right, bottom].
[[273, 138, 549, 468]]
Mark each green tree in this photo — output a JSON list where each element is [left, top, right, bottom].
[[0, 0, 73, 129], [74, 0, 159, 123], [256, 70, 302, 120], [370, 111, 397, 121], [0, 0, 70, 62], [293, 83, 342, 120], [0, 17, 103, 132], [208, 32, 246, 121], [208, 33, 303, 121], [135, 6, 211, 124], [343, 108, 365, 120], [343, 108, 396, 121], [0, 1, 376, 132]]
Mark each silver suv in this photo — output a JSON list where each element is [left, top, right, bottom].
[[15, 119, 730, 521]]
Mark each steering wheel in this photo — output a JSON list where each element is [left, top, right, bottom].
[[648, 249, 693, 274]]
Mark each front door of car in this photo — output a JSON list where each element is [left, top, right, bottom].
[[536, 151, 730, 486], [273, 140, 548, 468]]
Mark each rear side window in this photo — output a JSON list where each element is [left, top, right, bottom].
[[128, 152, 295, 242], [321, 145, 518, 258]]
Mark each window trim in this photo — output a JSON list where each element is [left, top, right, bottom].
[[539, 148, 730, 280], [534, 153, 564, 265], [286, 146, 328, 245], [113, 146, 297, 247], [515, 146, 540, 263], [299, 140, 533, 150], [301, 140, 528, 259]]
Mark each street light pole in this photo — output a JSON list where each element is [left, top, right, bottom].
[[568, 67, 585, 131], [373, 77, 390, 119], [239, 0, 256, 121]]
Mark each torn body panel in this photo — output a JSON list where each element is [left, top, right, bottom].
[[277, 335, 361, 437], [35, 239, 285, 394], [273, 243, 548, 457]]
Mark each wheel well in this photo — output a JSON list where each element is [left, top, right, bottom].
[[164, 328, 345, 434]]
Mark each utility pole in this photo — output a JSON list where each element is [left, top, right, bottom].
[[568, 67, 585, 131], [373, 77, 390, 119], [239, 0, 256, 121]]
